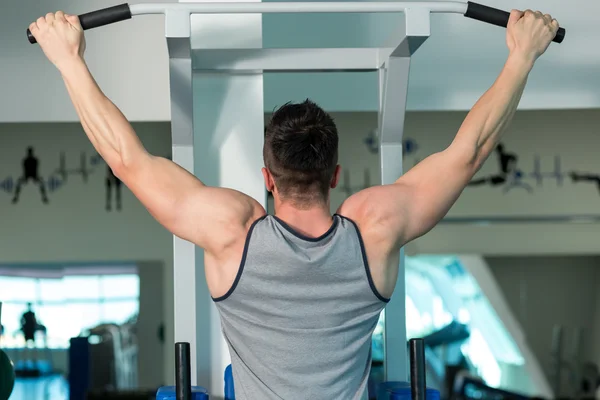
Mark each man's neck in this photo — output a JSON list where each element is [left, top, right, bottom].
[[274, 202, 334, 239]]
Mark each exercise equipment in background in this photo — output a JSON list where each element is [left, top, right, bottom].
[[375, 338, 441, 400], [549, 325, 600, 399], [0, 302, 16, 400], [87, 320, 138, 390], [454, 374, 530, 400], [12, 328, 54, 378], [69, 317, 142, 400], [159, 338, 438, 399]]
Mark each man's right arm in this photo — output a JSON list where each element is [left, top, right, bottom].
[[30, 13, 266, 256]]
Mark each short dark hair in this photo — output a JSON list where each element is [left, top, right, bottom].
[[264, 99, 338, 205]]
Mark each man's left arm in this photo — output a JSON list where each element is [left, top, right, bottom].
[[341, 9, 560, 253], [393, 54, 530, 241]]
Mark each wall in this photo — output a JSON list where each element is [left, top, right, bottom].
[[323, 109, 600, 255], [138, 261, 165, 389], [4, 260, 165, 390], [0, 122, 175, 386], [0, 0, 174, 123], [4, 0, 594, 123], [3, 106, 600, 391], [486, 256, 600, 397]]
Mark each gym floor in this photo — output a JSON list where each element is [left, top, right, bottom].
[[9, 376, 67, 400]]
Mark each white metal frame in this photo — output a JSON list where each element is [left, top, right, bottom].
[[153, 1, 467, 393], [134, 2, 468, 14]]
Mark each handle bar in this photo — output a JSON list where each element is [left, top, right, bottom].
[[27, 1, 566, 44], [465, 2, 565, 43]]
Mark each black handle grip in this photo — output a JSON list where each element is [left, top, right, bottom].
[[465, 2, 565, 44], [27, 3, 132, 44], [409, 338, 426, 400], [175, 342, 192, 400]]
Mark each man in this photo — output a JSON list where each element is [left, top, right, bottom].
[[21, 302, 39, 365], [29, 10, 559, 399], [21, 303, 37, 345], [12, 147, 49, 204]]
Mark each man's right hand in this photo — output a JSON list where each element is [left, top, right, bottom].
[[506, 9, 559, 68]]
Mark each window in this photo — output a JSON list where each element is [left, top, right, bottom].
[[0, 269, 139, 349], [403, 255, 526, 390]]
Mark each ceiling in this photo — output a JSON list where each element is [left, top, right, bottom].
[[405, 0, 600, 110], [260, 0, 600, 111], [1, 0, 597, 123]]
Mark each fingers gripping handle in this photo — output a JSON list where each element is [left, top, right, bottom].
[[27, 3, 132, 44], [465, 2, 566, 43]]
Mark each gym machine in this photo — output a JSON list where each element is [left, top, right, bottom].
[[27, 1, 565, 398], [550, 325, 600, 399], [161, 338, 437, 400]]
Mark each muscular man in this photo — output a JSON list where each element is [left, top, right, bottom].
[[12, 147, 49, 204], [29, 10, 558, 399]]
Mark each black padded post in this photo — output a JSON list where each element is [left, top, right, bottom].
[[409, 338, 426, 400], [175, 342, 192, 400]]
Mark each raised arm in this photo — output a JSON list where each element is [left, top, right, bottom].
[[340, 10, 559, 249], [29, 12, 265, 253]]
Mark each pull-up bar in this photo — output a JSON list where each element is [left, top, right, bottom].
[[26, 1, 566, 45]]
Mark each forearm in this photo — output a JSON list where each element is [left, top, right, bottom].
[[59, 57, 147, 170], [453, 53, 532, 168]]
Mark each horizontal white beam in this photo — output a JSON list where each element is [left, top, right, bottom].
[[130, 2, 468, 16], [441, 215, 600, 224], [192, 48, 384, 71]]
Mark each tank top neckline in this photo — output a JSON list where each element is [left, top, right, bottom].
[[271, 214, 340, 242]]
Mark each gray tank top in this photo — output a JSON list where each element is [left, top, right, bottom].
[[213, 214, 389, 399]]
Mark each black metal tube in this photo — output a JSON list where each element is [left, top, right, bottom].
[[175, 342, 192, 400], [465, 2, 565, 43], [409, 338, 426, 400], [27, 4, 132, 44]]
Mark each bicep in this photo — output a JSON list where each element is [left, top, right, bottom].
[[397, 144, 476, 240], [117, 155, 265, 252]]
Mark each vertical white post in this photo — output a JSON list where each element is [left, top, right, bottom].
[[379, 57, 410, 382], [166, 10, 201, 386], [180, 0, 267, 395], [379, 8, 430, 383]]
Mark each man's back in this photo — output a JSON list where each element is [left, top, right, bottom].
[[214, 214, 388, 399]]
